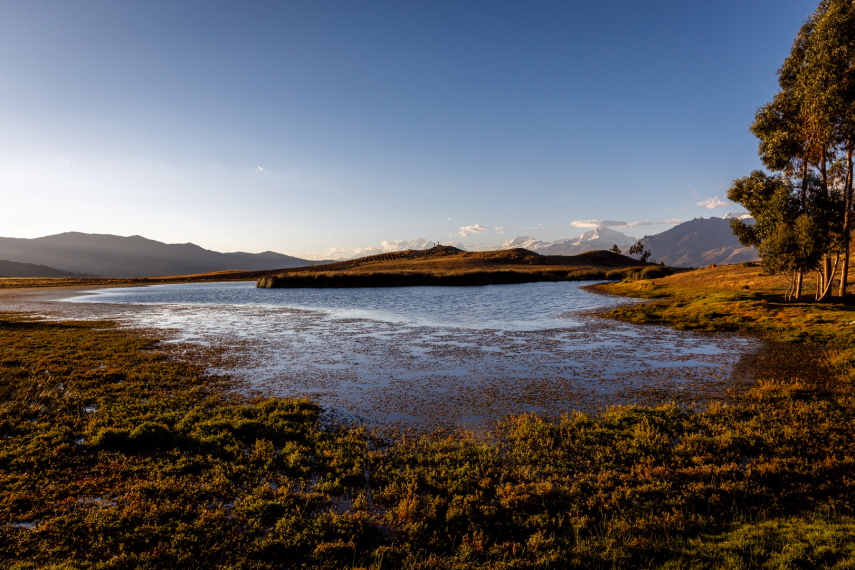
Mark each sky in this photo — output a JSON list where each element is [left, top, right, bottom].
[[0, 0, 819, 259]]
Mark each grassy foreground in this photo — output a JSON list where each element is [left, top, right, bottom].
[[3, 266, 855, 568]]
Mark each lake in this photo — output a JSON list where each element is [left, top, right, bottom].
[[63, 280, 757, 431]]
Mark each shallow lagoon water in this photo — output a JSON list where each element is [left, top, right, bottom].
[[65, 281, 758, 431]]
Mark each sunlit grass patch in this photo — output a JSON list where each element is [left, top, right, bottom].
[[596, 266, 855, 345], [660, 516, 855, 569]]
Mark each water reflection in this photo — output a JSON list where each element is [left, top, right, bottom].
[[63, 281, 757, 431]]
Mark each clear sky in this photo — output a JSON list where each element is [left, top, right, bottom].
[[0, 0, 818, 259]]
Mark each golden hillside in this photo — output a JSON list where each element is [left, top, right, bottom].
[[258, 246, 668, 288]]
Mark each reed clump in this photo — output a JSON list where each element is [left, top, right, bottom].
[[257, 268, 641, 288]]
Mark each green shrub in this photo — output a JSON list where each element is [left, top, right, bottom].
[[128, 421, 173, 451]]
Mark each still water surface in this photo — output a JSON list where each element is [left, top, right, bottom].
[[65, 281, 757, 431]]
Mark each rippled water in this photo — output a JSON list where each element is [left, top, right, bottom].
[[67, 280, 634, 330], [63, 281, 758, 431]]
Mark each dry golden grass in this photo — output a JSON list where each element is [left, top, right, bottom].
[[641, 262, 790, 293], [259, 246, 664, 288], [274, 247, 650, 273], [595, 261, 855, 345]]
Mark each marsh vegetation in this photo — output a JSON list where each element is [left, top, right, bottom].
[[4, 261, 855, 568]]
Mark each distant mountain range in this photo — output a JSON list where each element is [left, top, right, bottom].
[[496, 217, 757, 267], [350, 238, 438, 258], [499, 226, 638, 257], [0, 232, 328, 278], [0, 259, 84, 278], [639, 216, 758, 266], [0, 218, 758, 278], [347, 217, 758, 268]]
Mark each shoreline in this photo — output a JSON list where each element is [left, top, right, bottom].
[[0, 280, 762, 433]]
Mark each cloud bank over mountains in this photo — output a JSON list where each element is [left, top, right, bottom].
[[457, 224, 489, 237], [696, 196, 730, 209], [569, 219, 684, 230]]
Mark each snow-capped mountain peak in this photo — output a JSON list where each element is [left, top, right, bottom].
[[379, 238, 436, 252], [500, 236, 546, 250], [577, 226, 632, 244], [500, 226, 636, 256], [723, 212, 753, 220]]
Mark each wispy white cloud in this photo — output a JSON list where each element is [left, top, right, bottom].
[[614, 221, 652, 229], [59, 156, 87, 167], [304, 238, 443, 261], [494, 226, 505, 234], [570, 219, 627, 228], [256, 166, 267, 173], [458, 224, 488, 237], [697, 196, 728, 209], [657, 218, 683, 225], [302, 245, 385, 260], [298, 247, 355, 261]]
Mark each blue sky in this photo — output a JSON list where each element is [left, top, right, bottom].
[[0, 0, 817, 258]]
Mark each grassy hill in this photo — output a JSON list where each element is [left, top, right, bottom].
[[257, 246, 671, 288], [0, 260, 83, 278]]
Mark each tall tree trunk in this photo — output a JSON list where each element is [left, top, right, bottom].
[[817, 254, 840, 301], [793, 160, 809, 301], [785, 273, 796, 301], [816, 268, 823, 300], [795, 269, 803, 300], [838, 146, 854, 297], [800, 159, 809, 204]]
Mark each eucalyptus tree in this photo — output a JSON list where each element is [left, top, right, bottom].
[[728, 171, 828, 300], [796, 0, 855, 297], [730, 0, 855, 300]]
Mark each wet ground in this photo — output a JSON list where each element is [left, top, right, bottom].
[[0, 282, 759, 432]]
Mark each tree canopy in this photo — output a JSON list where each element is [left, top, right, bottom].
[[728, 0, 855, 300]]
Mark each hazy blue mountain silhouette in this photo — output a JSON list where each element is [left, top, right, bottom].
[[0, 232, 327, 277], [0, 259, 83, 278], [640, 218, 758, 267]]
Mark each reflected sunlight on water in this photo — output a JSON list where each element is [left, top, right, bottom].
[[64, 281, 758, 431]]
